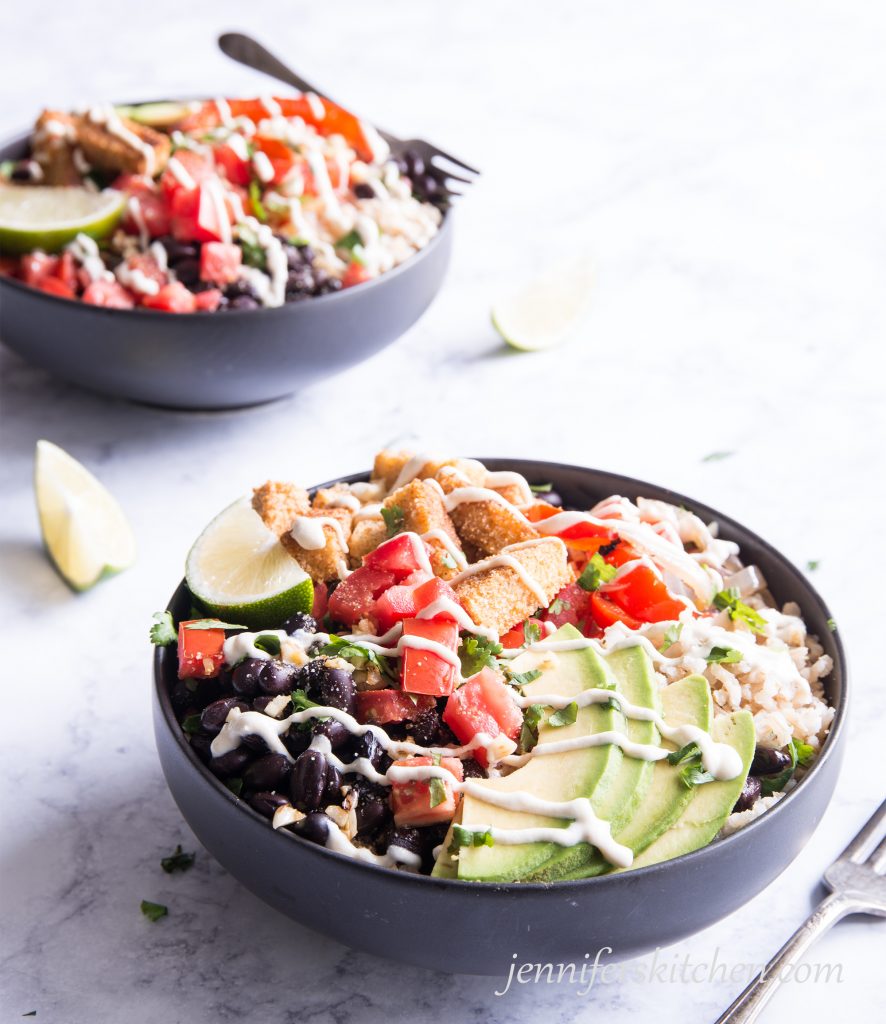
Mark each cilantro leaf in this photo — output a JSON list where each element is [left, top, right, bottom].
[[706, 646, 743, 665], [712, 589, 766, 635], [759, 738, 814, 796], [661, 621, 683, 652], [548, 702, 578, 728], [519, 703, 545, 753], [149, 611, 177, 647], [381, 505, 405, 538], [793, 739, 815, 767], [529, 482, 553, 493], [459, 635, 503, 677], [523, 620, 542, 646], [160, 844, 195, 874], [547, 597, 569, 616], [507, 668, 542, 688], [667, 741, 701, 766], [253, 633, 282, 656], [577, 554, 618, 592], [448, 824, 495, 853], [224, 777, 244, 797], [428, 776, 448, 808], [322, 635, 391, 676], [335, 228, 362, 251], [140, 900, 168, 922], [680, 763, 715, 788], [291, 688, 321, 711], [181, 713, 203, 735], [249, 179, 267, 222]]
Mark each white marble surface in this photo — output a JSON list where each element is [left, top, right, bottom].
[[1, 1, 885, 1020]]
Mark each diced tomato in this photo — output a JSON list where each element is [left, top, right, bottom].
[[542, 581, 603, 639], [161, 150, 215, 200], [327, 567, 396, 627], [82, 279, 135, 308], [126, 252, 167, 289], [363, 533, 430, 580], [194, 288, 223, 312], [391, 755, 463, 826], [253, 136, 297, 185], [499, 616, 544, 650], [342, 261, 371, 288], [442, 667, 523, 768], [177, 620, 225, 679], [401, 618, 459, 697], [412, 577, 460, 619], [170, 182, 233, 244], [54, 251, 78, 292], [200, 241, 242, 285], [373, 584, 419, 634], [355, 689, 435, 725], [0, 255, 18, 276], [213, 142, 251, 186], [36, 276, 75, 299], [601, 565, 686, 624], [312, 581, 329, 621], [589, 591, 642, 631], [21, 252, 58, 286], [120, 191, 171, 239], [141, 281, 197, 313]]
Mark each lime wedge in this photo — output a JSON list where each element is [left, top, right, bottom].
[[114, 101, 195, 129], [492, 261, 594, 352], [186, 497, 314, 630], [0, 185, 125, 254], [34, 440, 136, 591]]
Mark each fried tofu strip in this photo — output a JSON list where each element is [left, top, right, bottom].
[[384, 479, 464, 578], [282, 508, 353, 583], [252, 481, 310, 537], [312, 484, 362, 513], [371, 450, 486, 491], [75, 113, 171, 176], [436, 467, 538, 556], [32, 111, 81, 185], [453, 539, 571, 635]]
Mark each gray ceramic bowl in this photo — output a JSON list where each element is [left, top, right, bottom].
[[153, 460, 846, 975], [0, 127, 452, 410]]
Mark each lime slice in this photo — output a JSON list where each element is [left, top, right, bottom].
[[492, 261, 594, 352], [34, 440, 136, 591], [114, 101, 195, 128], [0, 185, 125, 254], [186, 497, 314, 630]]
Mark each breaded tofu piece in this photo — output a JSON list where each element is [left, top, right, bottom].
[[348, 517, 387, 567], [436, 467, 538, 556], [384, 479, 464, 578], [489, 482, 529, 506], [32, 111, 81, 185], [283, 508, 353, 583], [453, 539, 571, 635], [75, 113, 171, 176], [252, 481, 310, 537], [372, 450, 486, 491], [312, 483, 362, 513]]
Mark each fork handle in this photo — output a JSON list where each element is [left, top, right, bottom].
[[217, 32, 329, 102], [714, 891, 858, 1023]]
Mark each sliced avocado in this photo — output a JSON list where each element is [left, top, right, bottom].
[[530, 673, 712, 881], [114, 101, 194, 129], [626, 708, 755, 869], [430, 802, 462, 878], [525, 644, 659, 880], [455, 624, 625, 882]]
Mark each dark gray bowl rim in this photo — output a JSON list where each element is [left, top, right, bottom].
[[153, 459, 847, 891], [0, 112, 453, 319]]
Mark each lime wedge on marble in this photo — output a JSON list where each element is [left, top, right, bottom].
[[492, 261, 594, 352], [186, 497, 314, 630], [0, 185, 125, 254], [34, 440, 136, 591]]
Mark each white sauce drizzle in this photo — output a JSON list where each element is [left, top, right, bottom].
[[166, 156, 196, 190], [291, 515, 348, 551], [67, 233, 112, 283], [484, 470, 534, 505], [252, 150, 275, 184], [421, 528, 468, 569], [319, 491, 362, 513]]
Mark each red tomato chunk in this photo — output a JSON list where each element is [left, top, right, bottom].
[[442, 667, 522, 768], [400, 618, 459, 697], [355, 689, 435, 725], [177, 620, 225, 679], [391, 755, 463, 826]]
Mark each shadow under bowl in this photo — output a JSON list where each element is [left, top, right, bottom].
[[153, 460, 847, 974]]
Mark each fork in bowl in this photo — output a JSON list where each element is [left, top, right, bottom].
[[716, 797, 886, 1023], [217, 31, 479, 201]]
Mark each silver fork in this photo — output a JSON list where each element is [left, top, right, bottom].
[[715, 797, 886, 1023], [217, 32, 480, 199]]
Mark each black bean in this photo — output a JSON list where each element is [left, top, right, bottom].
[[201, 696, 249, 736], [259, 660, 298, 696], [534, 489, 563, 508], [282, 727, 312, 759], [231, 658, 264, 697], [244, 753, 292, 791], [242, 733, 269, 753], [224, 279, 257, 299], [356, 794, 391, 836], [216, 667, 235, 693], [172, 258, 200, 286], [283, 612, 317, 635], [461, 758, 486, 780], [290, 749, 341, 811], [353, 182, 375, 199], [209, 747, 253, 778], [313, 719, 352, 750], [750, 746, 793, 776], [733, 775, 763, 813], [387, 825, 422, 856], [292, 811, 330, 845], [410, 706, 442, 747], [316, 666, 357, 716], [228, 295, 260, 311], [189, 734, 213, 763], [247, 791, 290, 819], [160, 238, 198, 263], [296, 659, 329, 698], [318, 278, 342, 295], [170, 680, 195, 711], [351, 730, 390, 771]]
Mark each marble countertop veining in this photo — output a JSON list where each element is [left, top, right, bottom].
[[1, 1, 885, 1021]]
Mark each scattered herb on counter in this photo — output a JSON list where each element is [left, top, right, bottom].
[[702, 451, 734, 463], [161, 845, 196, 874], [806, 560, 820, 572], [140, 900, 168, 922]]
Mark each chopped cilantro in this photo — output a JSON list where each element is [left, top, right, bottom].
[[181, 714, 203, 735], [547, 597, 569, 616], [428, 776, 448, 808], [759, 737, 815, 796], [448, 825, 495, 853], [161, 844, 195, 874], [793, 739, 815, 767], [253, 633, 282, 657], [529, 482, 553, 493], [321, 635, 393, 677], [712, 589, 766, 635], [523, 620, 542, 646], [224, 777, 244, 797], [381, 505, 405, 537], [702, 451, 734, 463], [706, 646, 743, 665], [249, 179, 267, 222], [149, 611, 177, 647], [459, 635, 503, 677], [827, 618, 837, 632], [548, 702, 578, 728], [507, 668, 542, 688], [577, 554, 617, 592], [238, 226, 267, 270], [661, 622, 683, 652], [806, 560, 820, 572], [680, 763, 715, 788], [335, 229, 362, 251], [519, 704, 545, 753], [667, 741, 701, 766], [291, 688, 321, 711], [140, 900, 168, 922]]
